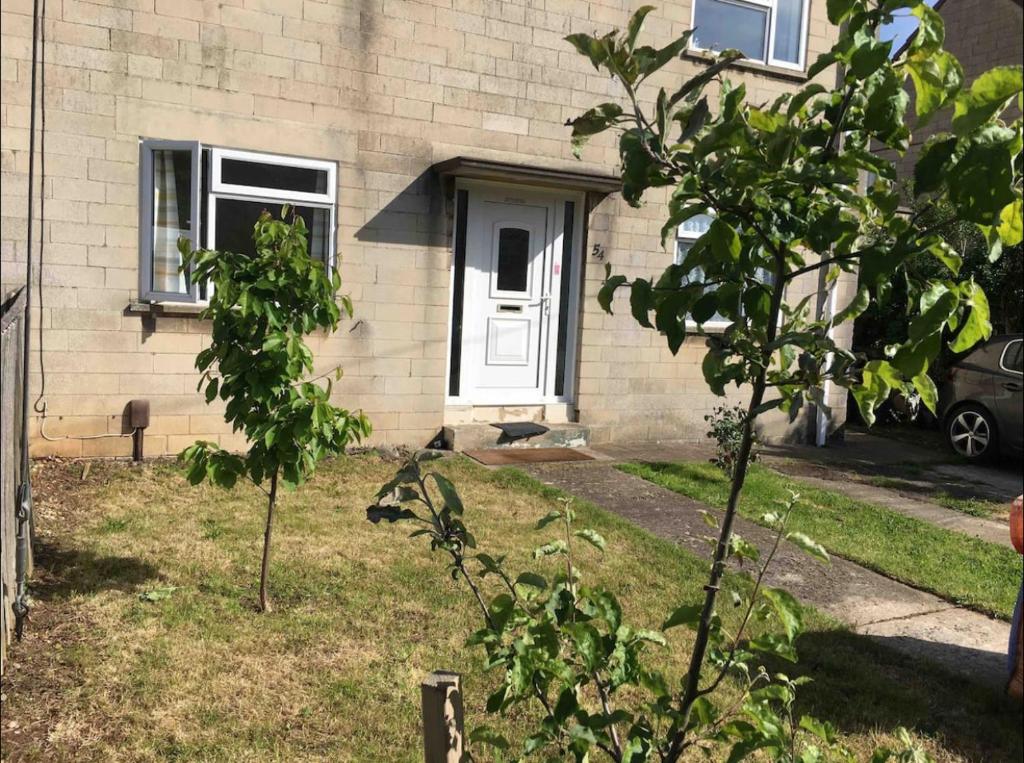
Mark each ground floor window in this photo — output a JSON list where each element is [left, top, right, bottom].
[[139, 141, 337, 303], [675, 213, 773, 330]]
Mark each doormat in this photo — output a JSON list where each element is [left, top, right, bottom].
[[464, 448, 594, 466]]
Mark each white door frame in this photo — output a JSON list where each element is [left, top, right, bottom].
[[445, 179, 585, 407]]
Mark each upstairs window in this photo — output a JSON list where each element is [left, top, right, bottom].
[[691, 0, 809, 70], [139, 141, 337, 303]]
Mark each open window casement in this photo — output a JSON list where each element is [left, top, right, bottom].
[[139, 141, 338, 304], [139, 140, 201, 303]]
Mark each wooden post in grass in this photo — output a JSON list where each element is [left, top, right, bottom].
[[422, 671, 464, 763]]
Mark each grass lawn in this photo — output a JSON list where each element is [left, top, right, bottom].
[[0, 455, 1020, 762], [618, 462, 1021, 620]]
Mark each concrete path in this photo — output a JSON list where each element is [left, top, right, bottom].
[[765, 466, 1012, 548], [590, 433, 1018, 548], [523, 459, 1013, 690]]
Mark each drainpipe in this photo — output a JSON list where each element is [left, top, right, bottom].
[[14, 0, 42, 640], [815, 282, 839, 447]]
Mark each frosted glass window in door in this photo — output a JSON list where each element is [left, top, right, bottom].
[[496, 227, 530, 292]]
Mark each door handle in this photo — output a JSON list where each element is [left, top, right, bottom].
[[1002, 381, 1022, 391]]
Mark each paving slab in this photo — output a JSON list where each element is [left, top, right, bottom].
[[522, 460, 1012, 690]]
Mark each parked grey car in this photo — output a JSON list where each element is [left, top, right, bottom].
[[938, 334, 1023, 461]]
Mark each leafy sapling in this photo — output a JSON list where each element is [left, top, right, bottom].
[[181, 208, 371, 612], [565, 1, 1020, 753], [368, 456, 929, 761]]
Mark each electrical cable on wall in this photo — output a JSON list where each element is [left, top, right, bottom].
[[28, 0, 133, 446]]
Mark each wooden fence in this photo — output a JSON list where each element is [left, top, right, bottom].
[[1, 285, 30, 672]]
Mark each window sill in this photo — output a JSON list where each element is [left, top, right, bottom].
[[128, 300, 206, 318], [682, 49, 809, 84]]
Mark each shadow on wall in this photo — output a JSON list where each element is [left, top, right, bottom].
[[354, 168, 449, 248]]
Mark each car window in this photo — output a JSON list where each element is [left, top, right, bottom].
[[1000, 340, 1023, 374]]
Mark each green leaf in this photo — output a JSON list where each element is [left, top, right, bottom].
[[574, 528, 606, 552], [912, 371, 938, 415], [431, 473, 464, 515], [533, 540, 568, 558], [630, 279, 654, 328], [996, 197, 1023, 246], [831, 285, 869, 326], [949, 283, 992, 352], [469, 725, 509, 751], [948, 127, 1018, 224], [913, 135, 957, 196], [952, 65, 1023, 136], [625, 5, 656, 49], [204, 377, 219, 404], [515, 572, 548, 590], [826, 0, 856, 25], [691, 293, 719, 324], [799, 715, 836, 744], [535, 510, 563, 530], [927, 241, 962, 275], [598, 274, 628, 314], [662, 603, 702, 631], [565, 32, 608, 70], [906, 51, 963, 127], [708, 219, 741, 262], [786, 531, 829, 564], [139, 586, 179, 602]]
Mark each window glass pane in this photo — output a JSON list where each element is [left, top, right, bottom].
[[679, 213, 714, 238], [772, 0, 804, 63], [1004, 341, 1023, 373], [496, 227, 530, 292], [151, 149, 193, 294], [693, 0, 768, 61], [214, 198, 330, 263], [221, 158, 329, 195]]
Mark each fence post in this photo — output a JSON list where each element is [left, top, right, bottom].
[[421, 670, 464, 763]]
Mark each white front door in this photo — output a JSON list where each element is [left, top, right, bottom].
[[454, 185, 579, 405]]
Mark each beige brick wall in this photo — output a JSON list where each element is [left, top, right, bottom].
[[1, 0, 844, 457]]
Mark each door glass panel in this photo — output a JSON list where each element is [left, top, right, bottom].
[[214, 198, 330, 263], [221, 158, 329, 194], [693, 0, 768, 61], [496, 227, 530, 292], [151, 148, 193, 294]]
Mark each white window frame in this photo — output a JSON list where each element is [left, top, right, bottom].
[[139, 141, 338, 304], [675, 216, 775, 331], [675, 216, 731, 331], [138, 139, 201, 303], [689, 0, 811, 72]]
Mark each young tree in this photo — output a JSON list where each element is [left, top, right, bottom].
[[370, 2, 1020, 759], [566, 0, 1020, 750], [181, 209, 371, 612]]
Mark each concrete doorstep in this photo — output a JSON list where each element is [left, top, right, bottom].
[[522, 461, 1013, 691]]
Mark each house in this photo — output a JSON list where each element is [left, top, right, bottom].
[[0, 0, 852, 458]]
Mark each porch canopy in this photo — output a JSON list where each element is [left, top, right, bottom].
[[433, 156, 621, 195]]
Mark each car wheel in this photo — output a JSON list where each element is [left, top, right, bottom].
[[946, 404, 998, 461]]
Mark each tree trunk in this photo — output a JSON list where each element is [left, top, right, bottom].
[[665, 257, 787, 762], [258, 470, 279, 613]]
